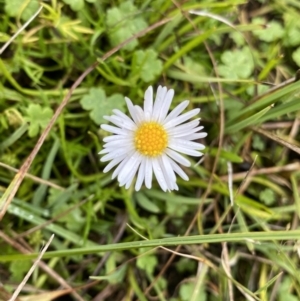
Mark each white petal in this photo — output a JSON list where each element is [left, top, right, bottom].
[[145, 157, 153, 189], [135, 105, 145, 124], [169, 159, 189, 181], [103, 153, 128, 173], [183, 132, 207, 140], [173, 182, 179, 190], [164, 108, 200, 129], [158, 89, 174, 123], [135, 159, 146, 191], [99, 148, 109, 155], [163, 100, 189, 124], [119, 157, 142, 188], [102, 136, 132, 144], [152, 157, 168, 192], [161, 154, 176, 182], [104, 115, 136, 131], [173, 126, 205, 138], [144, 86, 153, 119], [167, 119, 200, 136], [152, 86, 167, 120], [103, 135, 130, 142], [169, 144, 203, 157], [104, 139, 133, 149], [125, 97, 139, 124], [124, 171, 136, 189], [102, 145, 133, 154], [165, 148, 191, 167], [112, 151, 134, 179], [101, 124, 130, 136], [160, 154, 176, 190], [118, 152, 142, 183], [169, 138, 206, 150], [100, 146, 134, 162], [113, 109, 137, 126]]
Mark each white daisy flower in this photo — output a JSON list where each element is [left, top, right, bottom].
[[99, 86, 207, 192]]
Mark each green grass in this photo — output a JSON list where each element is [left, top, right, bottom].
[[1, 0, 300, 300]]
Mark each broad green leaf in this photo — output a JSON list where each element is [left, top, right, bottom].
[[176, 258, 197, 273], [104, 253, 126, 284], [80, 88, 125, 125], [246, 84, 269, 97], [137, 254, 158, 276], [179, 282, 207, 301], [259, 189, 276, 206], [218, 47, 254, 79], [9, 260, 31, 281], [285, 26, 300, 47], [253, 18, 284, 42], [132, 49, 163, 82], [5, 0, 39, 21], [184, 56, 207, 76], [283, 14, 300, 47], [230, 30, 246, 46], [106, 0, 148, 51], [24, 104, 53, 137], [147, 216, 166, 238], [135, 192, 160, 213]]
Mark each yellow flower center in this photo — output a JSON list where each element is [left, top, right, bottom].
[[134, 122, 168, 157]]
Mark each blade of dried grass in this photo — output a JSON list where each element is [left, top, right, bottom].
[[0, 6, 43, 55], [8, 234, 54, 301], [254, 127, 300, 156]]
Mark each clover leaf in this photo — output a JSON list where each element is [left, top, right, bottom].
[[179, 282, 207, 301], [259, 188, 276, 206], [283, 14, 300, 46], [253, 18, 284, 42], [9, 260, 32, 282], [132, 49, 163, 82], [5, 0, 39, 21], [218, 47, 254, 79], [24, 104, 53, 137], [80, 88, 125, 125], [106, 0, 148, 51]]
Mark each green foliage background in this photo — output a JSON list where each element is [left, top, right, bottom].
[[1, 0, 300, 300]]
